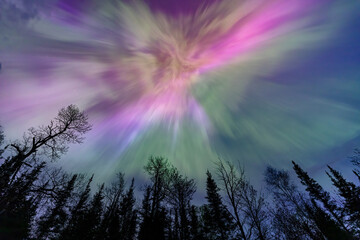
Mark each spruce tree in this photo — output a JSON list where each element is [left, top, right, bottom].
[[204, 171, 234, 240], [60, 183, 105, 240], [119, 178, 137, 240], [189, 205, 204, 240], [0, 125, 4, 158], [86, 184, 105, 239], [138, 187, 150, 240], [37, 174, 78, 239], [292, 161, 350, 234], [265, 166, 324, 239], [354, 170, 360, 183], [0, 106, 91, 239], [101, 173, 125, 239], [58, 175, 93, 240], [304, 199, 353, 240], [326, 166, 360, 228]]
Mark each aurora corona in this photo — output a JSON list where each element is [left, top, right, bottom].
[[0, 0, 360, 181]]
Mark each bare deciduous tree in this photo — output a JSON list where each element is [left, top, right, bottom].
[[8, 104, 91, 160], [216, 159, 269, 240], [2, 105, 91, 185]]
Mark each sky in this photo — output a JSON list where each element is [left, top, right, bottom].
[[0, 0, 360, 188]]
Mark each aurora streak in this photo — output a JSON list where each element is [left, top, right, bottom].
[[0, 0, 360, 182]]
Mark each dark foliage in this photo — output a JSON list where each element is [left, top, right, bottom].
[[0, 106, 360, 240], [203, 171, 234, 240]]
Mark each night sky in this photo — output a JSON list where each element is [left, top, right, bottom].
[[1, 0, 360, 187]]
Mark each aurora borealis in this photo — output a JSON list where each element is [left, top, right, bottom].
[[0, 0, 360, 183]]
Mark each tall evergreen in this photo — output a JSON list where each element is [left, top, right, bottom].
[[0, 125, 4, 158], [304, 199, 352, 240], [204, 171, 234, 240], [138, 185, 167, 240], [189, 205, 203, 240], [3, 110, 360, 240], [0, 162, 44, 239], [101, 173, 125, 239], [118, 178, 137, 240], [37, 174, 78, 239], [138, 186, 152, 240], [292, 161, 350, 235], [58, 175, 93, 240], [265, 166, 323, 240], [86, 184, 105, 239], [354, 170, 360, 184], [326, 166, 360, 228], [59, 183, 105, 240], [0, 106, 91, 240], [351, 148, 360, 168]]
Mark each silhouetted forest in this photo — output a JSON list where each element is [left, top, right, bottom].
[[0, 105, 359, 240]]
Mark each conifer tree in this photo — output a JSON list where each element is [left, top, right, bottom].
[[86, 184, 105, 239], [304, 199, 353, 240], [173, 208, 181, 240], [326, 166, 360, 228], [0, 125, 4, 158], [138, 187, 152, 240], [58, 175, 93, 240], [119, 178, 137, 240], [189, 205, 203, 240], [59, 183, 105, 240], [351, 148, 360, 168], [0, 106, 91, 239], [0, 162, 44, 239], [37, 174, 78, 239], [204, 170, 234, 240], [138, 185, 167, 240], [354, 170, 360, 184], [167, 209, 175, 240], [265, 166, 323, 239], [292, 161, 350, 234], [101, 173, 125, 239]]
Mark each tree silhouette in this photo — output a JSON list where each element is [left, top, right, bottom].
[[304, 199, 351, 240], [216, 160, 269, 240], [139, 156, 171, 240], [0, 125, 4, 158], [189, 205, 204, 240], [118, 178, 137, 240], [351, 148, 360, 169], [58, 175, 93, 240], [37, 174, 78, 239], [264, 166, 322, 239], [0, 105, 91, 240], [166, 168, 196, 240], [83, 184, 105, 240], [1, 107, 360, 240], [138, 186, 153, 240], [203, 170, 234, 240], [292, 161, 350, 235], [326, 165, 360, 228], [216, 160, 248, 239], [101, 173, 125, 239]]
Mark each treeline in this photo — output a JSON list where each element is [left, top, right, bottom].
[[0, 105, 359, 240]]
